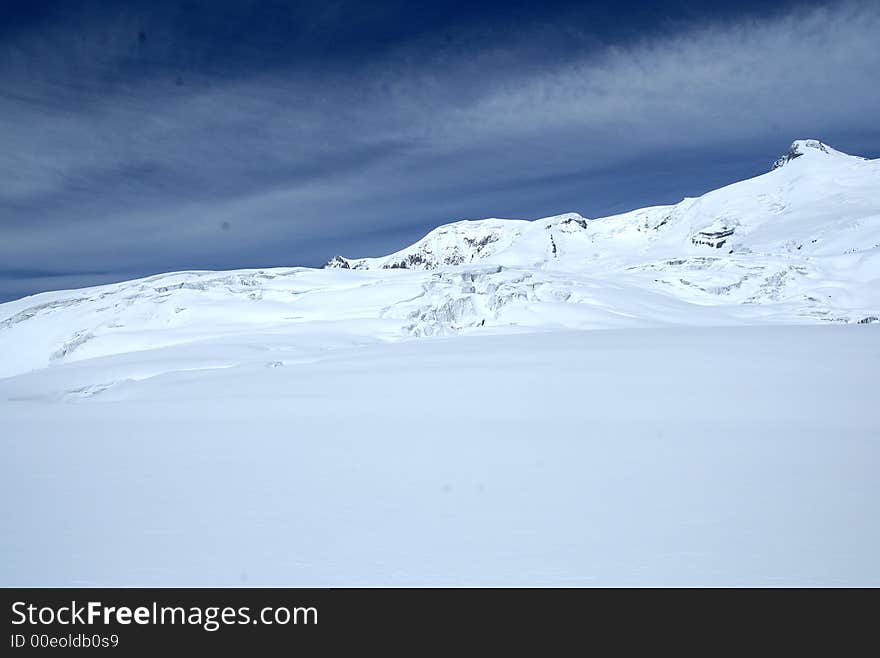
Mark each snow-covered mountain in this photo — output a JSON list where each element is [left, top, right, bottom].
[[325, 139, 878, 277], [322, 216, 534, 270], [3, 139, 880, 587], [0, 139, 878, 380]]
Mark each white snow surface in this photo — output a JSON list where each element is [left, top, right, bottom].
[[2, 140, 878, 380], [1, 139, 879, 585]]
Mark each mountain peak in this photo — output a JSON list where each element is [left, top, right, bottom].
[[323, 255, 352, 269], [770, 139, 863, 170], [771, 139, 828, 170]]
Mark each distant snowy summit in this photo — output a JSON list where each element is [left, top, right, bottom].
[[1, 138, 878, 379], [324, 138, 879, 273], [770, 139, 864, 170], [322, 214, 587, 271]]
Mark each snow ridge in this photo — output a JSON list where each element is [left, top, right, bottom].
[[1, 139, 879, 378]]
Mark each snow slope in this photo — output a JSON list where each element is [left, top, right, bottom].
[[1, 139, 879, 585], [1, 140, 877, 380], [327, 139, 880, 274], [1, 326, 878, 586], [324, 139, 880, 329]]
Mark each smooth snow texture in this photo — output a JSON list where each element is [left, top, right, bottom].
[[1, 139, 879, 586], [1, 326, 878, 586]]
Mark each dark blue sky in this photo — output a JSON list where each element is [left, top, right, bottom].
[[1, 0, 878, 301]]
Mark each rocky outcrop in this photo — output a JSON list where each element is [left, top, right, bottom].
[[322, 255, 353, 269]]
